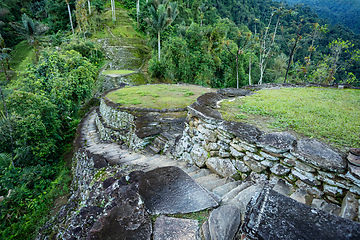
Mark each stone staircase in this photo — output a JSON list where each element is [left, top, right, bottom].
[[78, 108, 310, 239]]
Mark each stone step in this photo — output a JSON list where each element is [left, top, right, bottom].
[[221, 181, 254, 205], [181, 165, 199, 174], [188, 169, 212, 179], [212, 181, 241, 198], [201, 177, 234, 192], [196, 174, 222, 186]]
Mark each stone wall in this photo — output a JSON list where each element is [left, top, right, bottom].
[[172, 86, 360, 211], [95, 84, 360, 217]]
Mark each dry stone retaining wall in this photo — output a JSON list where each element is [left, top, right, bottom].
[[96, 83, 360, 218], [171, 85, 360, 212]]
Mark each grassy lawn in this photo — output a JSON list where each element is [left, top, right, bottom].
[[106, 84, 214, 109], [219, 87, 360, 150], [102, 70, 135, 75]]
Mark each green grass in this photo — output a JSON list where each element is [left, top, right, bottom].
[[219, 87, 360, 150], [91, 9, 142, 39], [102, 69, 135, 75], [106, 84, 214, 109], [0, 41, 35, 83]]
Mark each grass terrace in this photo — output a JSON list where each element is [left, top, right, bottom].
[[102, 70, 135, 75], [106, 84, 214, 109], [219, 87, 360, 150]]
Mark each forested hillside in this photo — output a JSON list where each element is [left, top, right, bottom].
[[0, 0, 360, 239], [282, 0, 360, 34]]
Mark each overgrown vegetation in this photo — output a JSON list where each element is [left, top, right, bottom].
[[106, 84, 214, 109], [219, 87, 360, 150]]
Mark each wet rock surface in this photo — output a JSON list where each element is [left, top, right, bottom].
[[138, 166, 219, 215], [242, 187, 360, 240]]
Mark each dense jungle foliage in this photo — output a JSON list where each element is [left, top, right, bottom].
[[0, 0, 359, 239], [282, 0, 360, 34]]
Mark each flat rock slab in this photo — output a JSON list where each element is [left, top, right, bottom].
[[154, 215, 201, 240], [138, 166, 219, 215], [257, 132, 297, 153], [217, 88, 251, 97], [293, 138, 346, 173], [242, 187, 360, 240], [219, 121, 263, 143], [197, 92, 224, 108], [208, 205, 241, 240], [188, 102, 223, 122]]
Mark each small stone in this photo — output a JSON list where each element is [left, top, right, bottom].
[[340, 172, 360, 187], [201, 220, 210, 240], [326, 195, 341, 204], [323, 185, 344, 197], [246, 152, 264, 161], [230, 146, 245, 158], [312, 199, 341, 216], [243, 156, 267, 173], [219, 148, 231, 158], [206, 157, 238, 177], [270, 164, 291, 176], [231, 159, 250, 173], [205, 142, 220, 151], [204, 123, 217, 130], [295, 180, 323, 198], [350, 186, 360, 195], [230, 142, 256, 153], [290, 189, 313, 205], [260, 151, 279, 161], [340, 192, 359, 221], [209, 151, 219, 157], [217, 140, 230, 151], [349, 164, 360, 180], [295, 161, 316, 173], [285, 173, 297, 183], [281, 158, 296, 167], [249, 172, 268, 183], [316, 175, 351, 190], [350, 148, 360, 157], [182, 152, 193, 164], [273, 179, 295, 196], [348, 153, 360, 167], [190, 144, 208, 168], [318, 171, 335, 179], [154, 216, 201, 240], [292, 168, 321, 186], [260, 159, 274, 168], [282, 152, 297, 160]]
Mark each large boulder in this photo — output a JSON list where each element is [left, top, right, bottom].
[[242, 187, 360, 240], [138, 166, 219, 215], [292, 138, 346, 172]]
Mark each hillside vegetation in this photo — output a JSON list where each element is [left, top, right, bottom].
[[220, 87, 360, 150], [283, 0, 360, 34]]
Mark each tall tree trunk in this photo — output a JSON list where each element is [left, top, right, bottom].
[[67, 3, 75, 35], [0, 85, 14, 166], [249, 47, 252, 85], [137, 0, 140, 28], [158, 31, 161, 61], [236, 57, 239, 89], [111, 0, 116, 22], [88, 0, 91, 14]]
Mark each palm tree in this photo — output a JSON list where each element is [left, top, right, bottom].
[[198, 3, 208, 27], [10, 14, 48, 61], [145, 0, 179, 61]]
